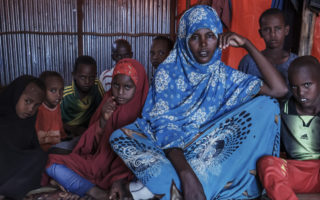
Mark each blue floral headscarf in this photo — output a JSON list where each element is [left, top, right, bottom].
[[136, 5, 262, 149]]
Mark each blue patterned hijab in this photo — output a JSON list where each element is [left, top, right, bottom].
[[136, 5, 262, 149]]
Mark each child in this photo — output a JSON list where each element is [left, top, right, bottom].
[[238, 8, 297, 86], [43, 58, 149, 199], [99, 39, 133, 91], [257, 56, 320, 200], [61, 55, 104, 140], [150, 36, 174, 69], [0, 75, 47, 199], [109, 5, 287, 200], [36, 71, 67, 152]]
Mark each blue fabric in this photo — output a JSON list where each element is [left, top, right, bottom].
[[46, 164, 94, 196], [110, 96, 281, 200], [136, 5, 262, 149]]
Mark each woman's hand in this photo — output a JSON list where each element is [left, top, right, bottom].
[[218, 32, 247, 49], [164, 148, 206, 200], [100, 97, 117, 128]]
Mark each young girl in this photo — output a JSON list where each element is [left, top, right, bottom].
[[0, 75, 47, 200], [43, 58, 149, 199], [36, 71, 67, 152], [109, 5, 288, 200]]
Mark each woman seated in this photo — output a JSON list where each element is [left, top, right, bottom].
[[44, 58, 149, 200], [109, 5, 288, 200]]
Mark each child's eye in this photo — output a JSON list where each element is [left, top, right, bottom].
[[25, 99, 31, 104], [50, 89, 57, 93], [125, 85, 133, 90], [112, 83, 119, 88], [159, 51, 165, 56], [304, 82, 312, 88], [290, 85, 297, 89], [207, 33, 215, 38]]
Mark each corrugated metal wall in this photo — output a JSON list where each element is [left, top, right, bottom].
[[0, 0, 173, 85]]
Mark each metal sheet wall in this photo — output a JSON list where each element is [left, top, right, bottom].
[[0, 0, 172, 85]]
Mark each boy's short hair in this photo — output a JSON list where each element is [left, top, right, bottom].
[[39, 71, 63, 83], [259, 8, 287, 26], [73, 55, 97, 73], [289, 55, 320, 74], [112, 39, 132, 53], [152, 36, 174, 51]]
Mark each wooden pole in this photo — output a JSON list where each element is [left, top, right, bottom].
[[299, 0, 316, 56]]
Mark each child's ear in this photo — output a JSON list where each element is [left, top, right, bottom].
[[284, 25, 290, 36]]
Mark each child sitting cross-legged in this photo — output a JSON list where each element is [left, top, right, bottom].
[[42, 58, 149, 200], [257, 56, 320, 200]]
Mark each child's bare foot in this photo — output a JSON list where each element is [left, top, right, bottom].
[[86, 186, 109, 200], [109, 179, 133, 200]]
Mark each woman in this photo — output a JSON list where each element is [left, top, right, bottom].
[[45, 58, 149, 199], [110, 5, 288, 200]]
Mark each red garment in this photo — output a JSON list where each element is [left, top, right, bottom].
[[46, 58, 149, 190], [35, 103, 67, 151], [257, 156, 320, 200]]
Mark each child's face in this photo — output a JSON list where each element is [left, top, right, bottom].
[[150, 40, 171, 69], [15, 83, 44, 119], [44, 76, 64, 108], [289, 66, 320, 110], [112, 46, 133, 63], [188, 28, 217, 64], [73, 64, 97, 94], [259, 14, 289, 49], [111, 74, 136, 105]]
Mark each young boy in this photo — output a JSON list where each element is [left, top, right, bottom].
[[99, 39, 133, 91], [36, 71, 67, 152], [150, 36, 174, 69], [257, 56, 320, 200], [238, 8, 297, 86], [61, 55, 104, 139]]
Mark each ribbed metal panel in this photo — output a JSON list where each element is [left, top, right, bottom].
[[0, 0, 78, 85], [0, 0, 172, 85], [82, 0, 171, 80]]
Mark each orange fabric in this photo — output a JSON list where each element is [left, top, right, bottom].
[[311, 16, 320, 61], [112, 60, 138, 86], [35, 104, 66, 151], [221, 0, 272, 69], [258, 156, 320, 200]]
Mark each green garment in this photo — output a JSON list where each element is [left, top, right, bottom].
[[281, 98, 320, 160], [61, 79, 104, 128]]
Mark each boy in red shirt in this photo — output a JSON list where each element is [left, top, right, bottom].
[[36, 71, 66, 151]]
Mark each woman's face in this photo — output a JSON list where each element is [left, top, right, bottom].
[[111, 74, 136, 105], [15, 83, 44, 119], [188, 28, 218, 64]]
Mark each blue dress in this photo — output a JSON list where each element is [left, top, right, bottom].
[[110, 5, 280, 200]]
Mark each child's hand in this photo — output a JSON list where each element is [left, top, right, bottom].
[[218, 32, 247, 49], [101, 96, 117, 121]]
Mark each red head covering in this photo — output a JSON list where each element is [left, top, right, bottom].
[[45, 58, 149, 189], [113, 60, 138, 86]]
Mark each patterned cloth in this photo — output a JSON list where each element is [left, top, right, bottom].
[[99, 67, 114, 92], [61, 79, 104, 128], [136, 5, 262, 149], [110, 5, 281, 200], [111, 96, 280, 199]]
